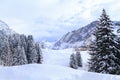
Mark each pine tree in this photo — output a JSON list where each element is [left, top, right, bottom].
[[35, 43, 42, 64], [117, 27, 120, 70], [20, 35, 27, 54], [117, 28, 120, 33], [8, 34, 21, 49], [26, 35, 38, 63], [70, 53, 78, 69], [0, 31, 13, 66], [116, 28, 120, 52], [76, 51, 82, 67], [8, 34, 28, 66], [88, 9, 120, 74], [12, 46, 28, 65]]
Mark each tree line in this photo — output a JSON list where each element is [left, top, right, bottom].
[[0, 33, 42, 66]]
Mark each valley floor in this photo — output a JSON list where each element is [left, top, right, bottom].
[[0, 48, 120, 80]]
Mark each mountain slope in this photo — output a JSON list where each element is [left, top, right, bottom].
[[0, 20, 15, 35], [54, 21, 120, 49]]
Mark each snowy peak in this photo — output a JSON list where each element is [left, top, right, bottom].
[[0, 20, 15, 35], [54, 21, 120, 49], [53, 21, 97, 49]]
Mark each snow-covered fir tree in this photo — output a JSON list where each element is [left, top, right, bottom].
[[116, 28, 120, 53], [20, 35, 27, 54], [35, 43, 42, 64], [26, 35, 38, 63], [8, 34, 21, 49], [12, 46, 28, 65], [76, 52, 82, 67], [8, 34, 28, 65], [117, 28, 120, 34], [0, 31, 13, 66], [88, 9, 120, 75], [70, 53, 78, 69]]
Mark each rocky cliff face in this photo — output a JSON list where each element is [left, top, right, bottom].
[[53, 21, 120, 49]]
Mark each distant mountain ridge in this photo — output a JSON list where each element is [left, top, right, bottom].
[[53, 21, 120, 49]]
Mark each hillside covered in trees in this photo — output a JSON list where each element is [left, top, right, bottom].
[[0, 30, 42, 66]]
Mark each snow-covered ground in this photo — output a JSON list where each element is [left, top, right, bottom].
[[0, 64, 120, 80], [0, 48, 120, 80], [42, 48, 89, 70]]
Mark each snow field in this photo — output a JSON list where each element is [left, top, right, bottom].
[[0, 48, 120, 80], [42, 48, 90, 68], [0, 64, 120, 80]]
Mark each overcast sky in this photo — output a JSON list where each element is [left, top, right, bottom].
[[0, 0, 120, 42]]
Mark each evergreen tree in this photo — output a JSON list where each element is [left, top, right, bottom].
[[8, 34, 22, 57], [35, 43, 42, 64], [70, 53, 78, 69], [88, 9, 120, 74], [8, 34, 28, 66], [76, 52, 82, 67], [0, 31, 13, 66], [26, 35, 38, 63], [12, 46, 28, 65], [116, 29, 120, 52], [117, 28, 120, 34], [20, 35, 27, 54], [8, 34, 21, 49]]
